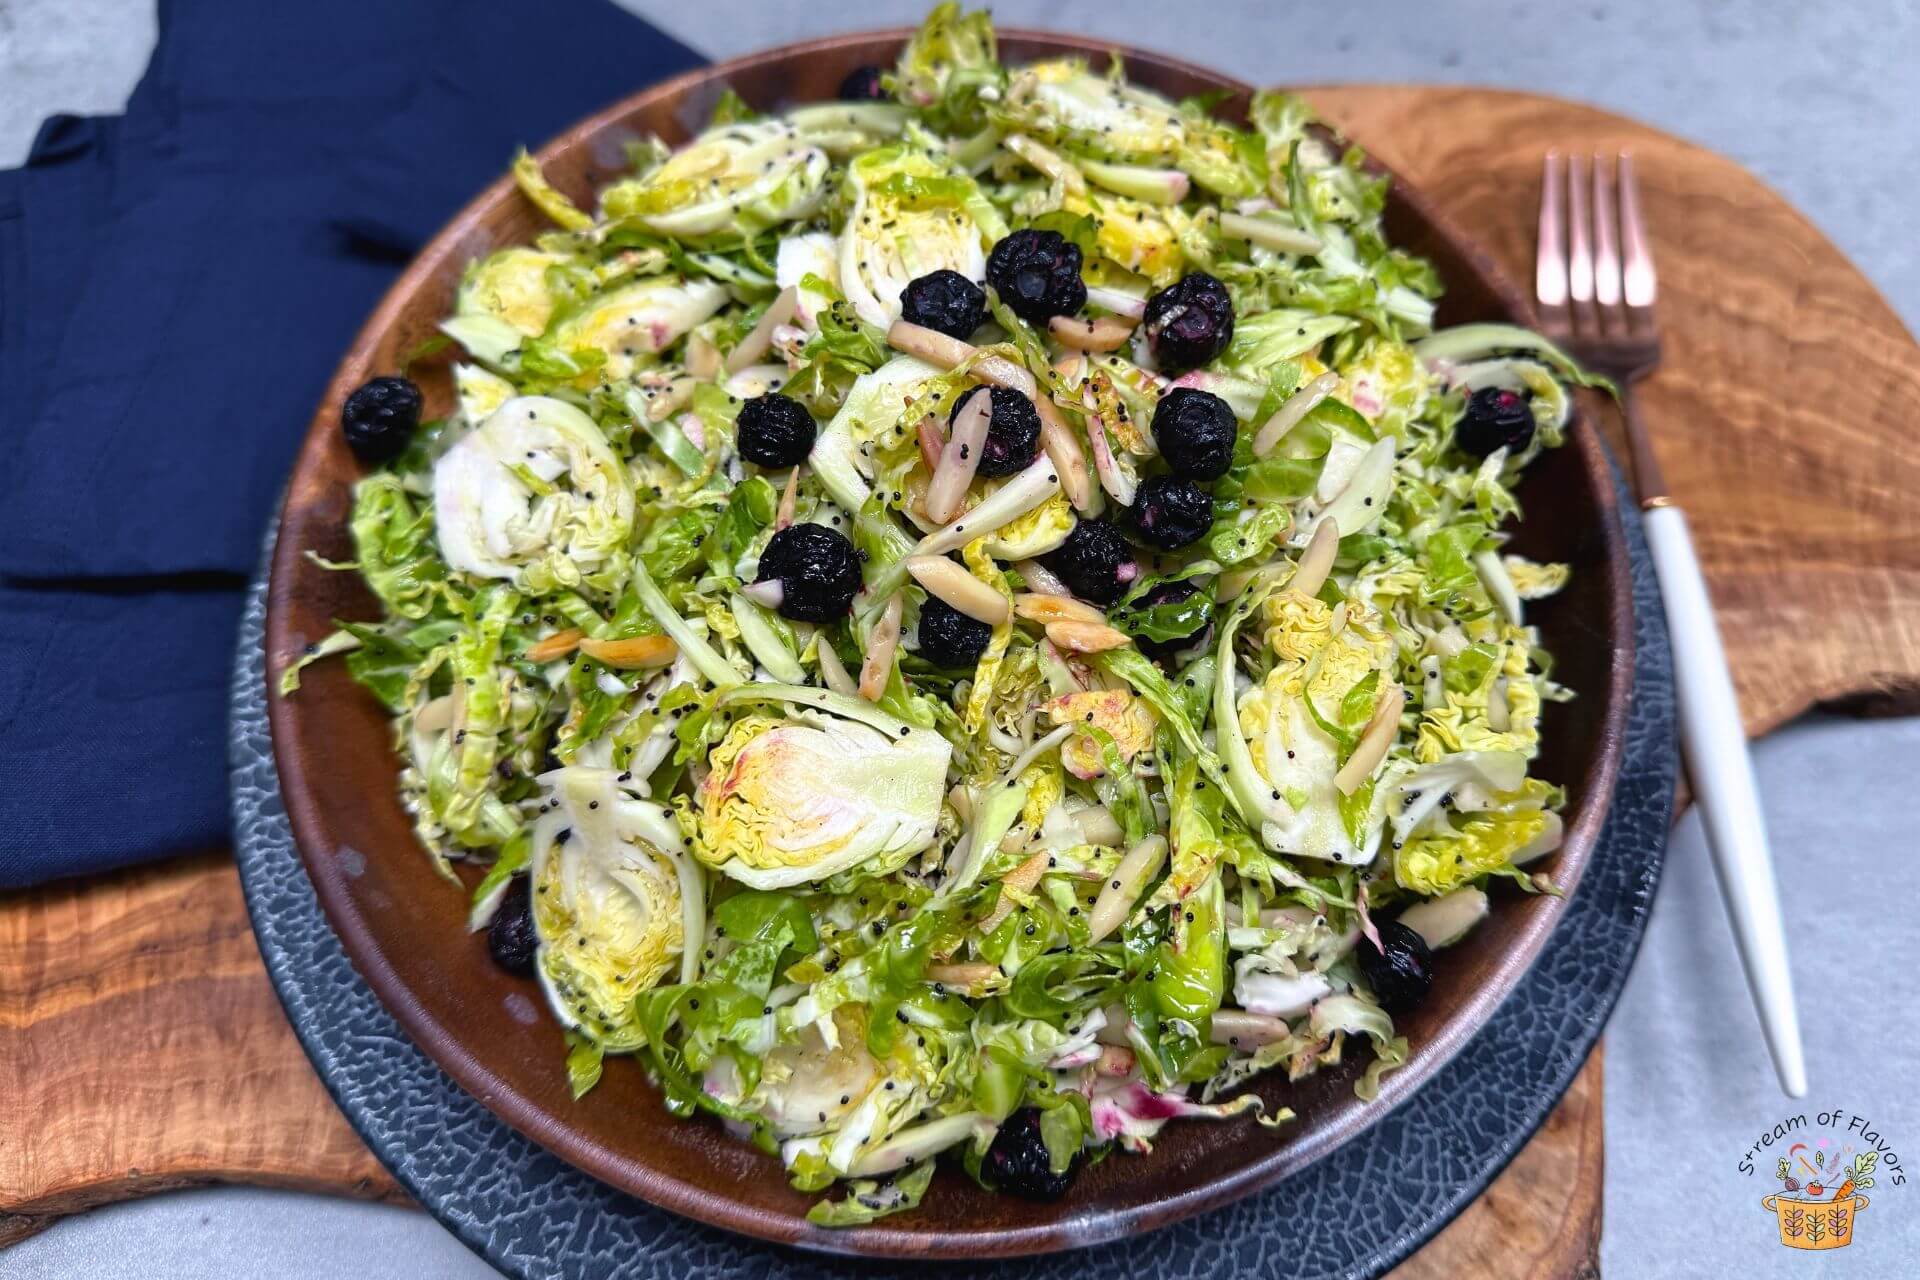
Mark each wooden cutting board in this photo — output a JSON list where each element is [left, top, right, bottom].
[[5, 86, 1917, 1275]]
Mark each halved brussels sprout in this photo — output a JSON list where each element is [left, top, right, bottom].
[[1446, 357, 1572, 436], [1000, 59, 1184, 163], [775, 230, 842, 329], [1076, 191, 1183, 286], [442, 246, 569, 362], [1215, 587, 1397, 864], [452, 362, 516, 429], [785, 102, 907, 155], [432, 395, 634, 586], [601, 121, 830, 239], [723, 362, 795, 400], [1043, 687, 1155, 779], [1336, 336, 1431, 436], [689, 686, 951, 889], [892, 0, 1002, 130], [1298, 437, 1395, 542], [980, 489, 1075, 560], [1412, 323, 1604, 434], [744, 1008, 888, 1137], [550, 276, 729, 382], [839, 146, 990, 329], [456, 246, 565, 337], [532, 767, 701, 1048], [809, 353, 944, 512]]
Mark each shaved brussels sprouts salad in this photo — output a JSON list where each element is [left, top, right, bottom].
[[287, 4, 1598, 1225]]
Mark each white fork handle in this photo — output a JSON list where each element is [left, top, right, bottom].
[[1643, 504, 1807, 1097]]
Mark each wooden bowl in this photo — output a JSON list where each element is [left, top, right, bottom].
[[265, 28, 1632, 1259]]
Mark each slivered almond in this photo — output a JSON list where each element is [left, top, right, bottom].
[[972, 355, 1038, 397], [915, 413, 945, 473], [525, 628, 585, 662], [926, 391, 992, 524], [1044, 618, 1131, 654], [814, 635, 858, 696], [907, 555, 1010, 625], [1088, 835, 1168, 943], [775, 464, 801, 530], [925, 962, 1001, 991], [1004, 134, 1085, 194], [414, 693, 456, 733], [1014, 592, 1105, 626], [1048, 313, 1136, 353], [646, 376, 696, 422], [977, 848, 1052, 936], [1218, 210, 1322, 256], [1070, 803, 1123, 845], [1014, 558, 1072, 597], [1291, 516, 1341, 598], [1254, 369, 1340, 456], [888, 319, 974, 366], [1334, 684, 1406, 795], [858, 593, 905, 701], [1209, 1009, 1294, 1047], [685, 332, 721, 379], [1083, 285, 1147, 320], [725, 286, 798, 373], [886, 320, 1038, 397], [1033, 394, 1094, 512], [577, 634, 678, 669], [1217, 565, 1262, 602]]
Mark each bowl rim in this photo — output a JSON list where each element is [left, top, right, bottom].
[[265, 25, 1633, 1258]]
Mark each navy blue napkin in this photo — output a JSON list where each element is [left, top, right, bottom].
[[0, 0, 702, 886]]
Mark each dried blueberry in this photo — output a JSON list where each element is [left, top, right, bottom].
[[915, 596, 993, 669], [1130, 474, 1213, 550], [837, 65, 888, 102], [735, 391, 818, 468], [951, 384, 1042, 477], [342, 375, 422, 464], [900, 269, 987, 340], [986, 228, 1087, 326], [487, 876, 538, 976], [1151, 387, 1237, 481], [1357, 920, 1434, 1014], [982, 1107, 1078, 1200], [1142, 272, 1235, 373], [1043, 517, 1139, 606], [755, 523, 863, 622], [1455, 386, 1535, 458]]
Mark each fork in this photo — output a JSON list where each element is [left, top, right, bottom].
[[1537, 152, 1807, 1098]]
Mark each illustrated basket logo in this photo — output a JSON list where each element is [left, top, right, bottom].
[[1762, 1193, 1868, 1251]]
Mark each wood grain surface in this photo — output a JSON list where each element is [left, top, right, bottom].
[[5, 84, 1915, 1275], [0, 854, 406, 1248]]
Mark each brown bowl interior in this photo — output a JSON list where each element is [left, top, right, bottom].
[[265, 29, 1632, 1258]]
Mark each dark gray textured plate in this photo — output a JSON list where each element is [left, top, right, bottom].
[[230, 472, 1672, 1280]]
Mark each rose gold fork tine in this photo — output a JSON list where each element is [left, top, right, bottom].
[[1592, 153, 1623, 330], [1619, 151, 1658, 315], [1536, 152, 1568, 329], [1566, 153, 1595, 332], [1535, 145, 1805, 1100]]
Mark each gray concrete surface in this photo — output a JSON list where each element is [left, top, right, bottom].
[[4, 1, 1917, 1276]]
